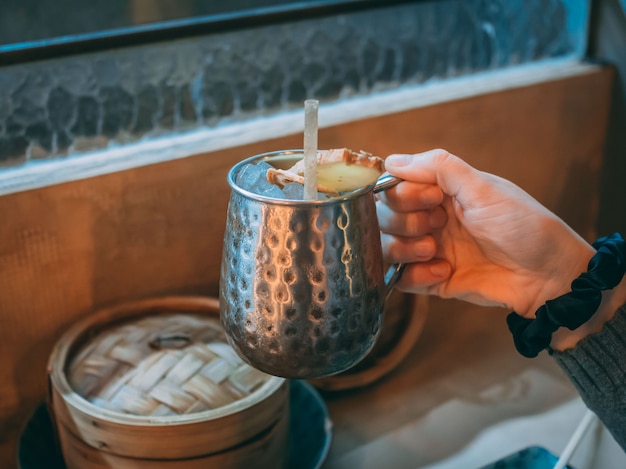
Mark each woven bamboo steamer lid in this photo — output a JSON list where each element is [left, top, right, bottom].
[[310, 290, 428, 391], [47, 296, 288, 467]]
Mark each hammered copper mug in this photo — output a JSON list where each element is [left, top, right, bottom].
[[220, 150, 404, 379]]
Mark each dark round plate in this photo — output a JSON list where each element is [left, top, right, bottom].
[[18, 379, 332, 469]]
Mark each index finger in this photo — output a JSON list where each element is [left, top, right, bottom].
[[385, 149, 477, 199]]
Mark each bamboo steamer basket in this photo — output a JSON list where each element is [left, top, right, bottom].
[[310, 290, 428, 391], [47, 296, 289, 469]]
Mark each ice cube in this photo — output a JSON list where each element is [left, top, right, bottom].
[[235, 161, 305, 200], [282, 183, 304, 200], [235, 163, 263, 191], [255, 161, 274, 173], [258, 184, 286, 199]]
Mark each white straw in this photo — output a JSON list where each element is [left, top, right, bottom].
[[552, 409, 597, 469], [303, 99, 319, 200]]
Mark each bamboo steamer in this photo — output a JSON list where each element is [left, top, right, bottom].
[[47, 296, 289, 469], [310, 291, 428, 391]]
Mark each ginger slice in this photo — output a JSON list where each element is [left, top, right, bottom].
[[267, 148, 384, 193]]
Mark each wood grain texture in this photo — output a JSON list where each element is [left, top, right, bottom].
[[0, 66, 613, 468]]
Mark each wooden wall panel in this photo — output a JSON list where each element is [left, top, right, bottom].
[[0, 66, 613, 467]]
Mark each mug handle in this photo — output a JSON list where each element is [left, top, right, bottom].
[[373, 174, 406, 300]]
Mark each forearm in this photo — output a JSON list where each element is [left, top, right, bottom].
[[550, 275, 626, 351], [509, 233, 626, 358], [550, 304, 626, 450], [508, 234, 626, 449]]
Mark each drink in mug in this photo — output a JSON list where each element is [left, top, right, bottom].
[[220, 150, 402, 378]]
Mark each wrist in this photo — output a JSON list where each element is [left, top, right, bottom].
[[550, 274, 626, 351], [507, 233, 626, 358], [520, 242, 595, 319]]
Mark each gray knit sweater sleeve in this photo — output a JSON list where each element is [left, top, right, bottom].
[[551, 305, 626, 450]]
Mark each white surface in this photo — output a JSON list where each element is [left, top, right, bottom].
[[327, 368, 625, 469], [553, 409, 597, 469]]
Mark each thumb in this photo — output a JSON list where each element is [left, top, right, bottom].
[[385, 149, 479, 199]]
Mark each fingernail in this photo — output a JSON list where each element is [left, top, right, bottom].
[[430, 262, 449, 277], [386, 154, 411, 167]]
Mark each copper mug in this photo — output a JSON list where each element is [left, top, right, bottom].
[[220, 150, 403, 379]]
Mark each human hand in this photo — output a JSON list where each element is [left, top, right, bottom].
[[377, 149, 595, 319]]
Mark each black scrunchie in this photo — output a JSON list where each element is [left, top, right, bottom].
[[507, 232, 626, 358]]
